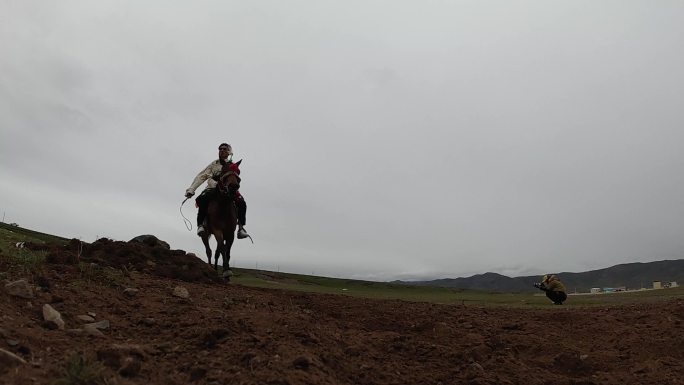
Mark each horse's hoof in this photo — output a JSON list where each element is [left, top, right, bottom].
[[222, 270, 233, 278]]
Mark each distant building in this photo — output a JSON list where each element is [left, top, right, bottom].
[[672, 282, 679, 288], [590, 288, 601, 294], [653, 281, 662, 289]]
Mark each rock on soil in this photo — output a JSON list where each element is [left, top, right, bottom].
[[129, 235, 170, 250], [42, 304, 64, 330], [85, 320, 110, 330], [172, 286, 190, 299], [123, 288, 139, 297], [83, 325, 105, 337], [4, 279, 34, 299], [76, 315, 95, 322]]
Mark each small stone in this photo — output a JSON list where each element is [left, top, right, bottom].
[[6, 340, 19, 347], [141, 318, 155, 327], [42, 304, 65, 330], [87, 312, 96, 317], [76, 315, 96, 323], [85, 320, 110, 330], [465, 362, 485, 379], [293, 356, 310, 370], [4, 279, 34, 299], [123, 288, 139, 297], [83, 325, 105, 337], [172, 286, 189, 299], [580, 354, 589, 360]]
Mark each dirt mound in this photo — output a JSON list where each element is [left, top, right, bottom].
[[25, 237, 221, 284]]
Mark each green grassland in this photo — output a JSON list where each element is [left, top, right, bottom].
[[228, 268, 684, 307], [0, 222, 70, 278], [0, 222, 70, 244], [2, 223, 683, 307]]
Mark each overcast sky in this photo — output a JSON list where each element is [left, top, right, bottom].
[[2, 1, 684, 281]]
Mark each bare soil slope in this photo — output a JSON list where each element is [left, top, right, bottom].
[[2, 239, 683, 385]]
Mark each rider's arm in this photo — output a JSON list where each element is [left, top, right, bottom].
[[186, 162, 214, 195]]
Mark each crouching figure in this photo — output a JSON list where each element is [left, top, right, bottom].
[[534, 274, 567, 305]]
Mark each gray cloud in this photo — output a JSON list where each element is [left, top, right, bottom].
[[2, 1, 684, 281]]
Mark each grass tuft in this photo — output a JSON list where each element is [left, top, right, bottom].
[[53, 353, 115, 385], [0, 248, 48, 276], [76, 263, 129, 288]]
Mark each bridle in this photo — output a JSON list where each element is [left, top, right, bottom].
[[217, 169, 241, 195]]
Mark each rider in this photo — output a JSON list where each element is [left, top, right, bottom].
[[185, 143, 249, 239]]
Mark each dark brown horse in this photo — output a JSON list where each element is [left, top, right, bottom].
[[201, 160, 242, 278]]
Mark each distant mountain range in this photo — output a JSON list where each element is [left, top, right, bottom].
[[397, 259, 684, 293]]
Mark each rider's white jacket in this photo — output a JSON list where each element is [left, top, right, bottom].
[[186, 160, 223, 195]]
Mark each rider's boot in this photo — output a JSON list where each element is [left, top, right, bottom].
[[197, 206, 207, 236], [236, 198, 249, 239]]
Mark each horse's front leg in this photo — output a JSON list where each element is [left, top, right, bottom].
[[213, 233, 224, 271], [224, 230, 235, 273], [201, 235, 212, 266]]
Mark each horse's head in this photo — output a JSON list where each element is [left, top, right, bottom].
[[216, 159, 242, 196]]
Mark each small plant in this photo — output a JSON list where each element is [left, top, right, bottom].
[[78, 262, 97, 281], [76, 263, 129, 288], [53, 353, 113, 385], [100, 266, 129, 287], [1, 247, 47, 275]]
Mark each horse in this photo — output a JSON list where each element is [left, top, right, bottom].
[[201, 160, 242, 278]]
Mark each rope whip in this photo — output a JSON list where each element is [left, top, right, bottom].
[[180, 197, 193, 231]]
